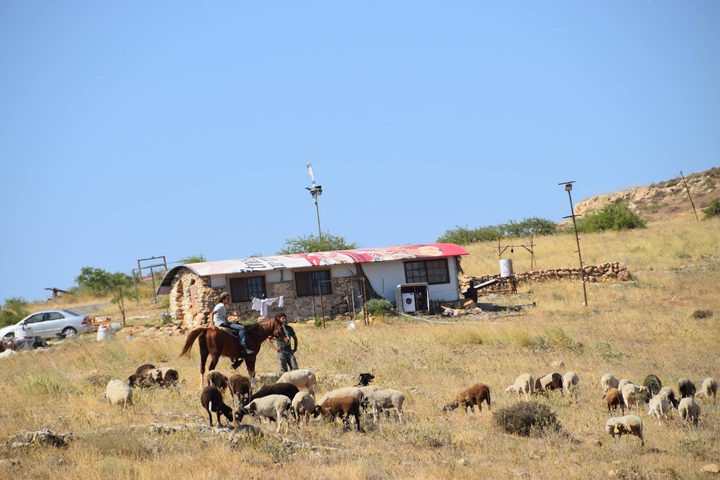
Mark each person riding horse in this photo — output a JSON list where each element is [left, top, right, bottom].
[[212, 292, 253, 369]]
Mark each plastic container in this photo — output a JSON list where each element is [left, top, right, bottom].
[[499, 259, 514, 278]]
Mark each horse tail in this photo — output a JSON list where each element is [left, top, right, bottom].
[[179, 327, 206, 357]]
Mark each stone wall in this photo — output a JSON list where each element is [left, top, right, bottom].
[[168, 270, 221, 329], [459, 262, 632, 294]]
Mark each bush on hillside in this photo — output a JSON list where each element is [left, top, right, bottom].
[[493, 402, 560, 437], [575, 202, 646, 233], [278, 233, 357, 254], [702, 198, 720, 219], [0, 297, 29, 328], [437, 217, 557, 245]]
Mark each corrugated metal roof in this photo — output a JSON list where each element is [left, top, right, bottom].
[[157, 243, 467, 295]]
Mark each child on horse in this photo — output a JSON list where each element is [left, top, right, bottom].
[[212, 292, 253, 369]]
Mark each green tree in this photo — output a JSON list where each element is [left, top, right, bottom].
[[437, 217, 557, 245], [0, 297, 29, 328], [179, 254, 206, 264], [76, 267, 133, 327], [575, 202, 646, 233], [278, 233, 358, 254], [702, 198, 720, 220]]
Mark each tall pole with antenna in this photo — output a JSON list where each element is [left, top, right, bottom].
[[559, 180, 588, 307], [306, 162, 323, 239]]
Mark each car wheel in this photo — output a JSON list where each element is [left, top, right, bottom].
[[62, 327, 77, 338]]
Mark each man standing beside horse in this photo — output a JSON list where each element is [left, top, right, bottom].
[[212, 292, 253, 369]]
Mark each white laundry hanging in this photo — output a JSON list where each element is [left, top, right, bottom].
[[251, 296, 284, 317]]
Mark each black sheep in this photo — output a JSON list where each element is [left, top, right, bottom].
[[200, 386, 234, 427], [643, 374, 662, 402], [248, 382, 299, 402], [678, 378, 696, 398]]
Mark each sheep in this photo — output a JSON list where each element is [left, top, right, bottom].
[[240, 394, 292, 433], [700, 377, 717, 403], [537, 373, 563, 394], [647, 394, 670, 421], [678, 378, 696, 398], [678, 397, 701, 426], [444, 383, 491, 414], [318, 386, 364, 406], [622, 384, 648, 410], [364, 388, 406, 423], [105, 379, 133, 408], [618, 379, 636, 391], [249, 382, 299, 403], [563, 371, 580, 398], [128, 365, 158, 388], [605, 415, 644, 446], [155, 368, 179, 388], [658, 387, 679, 409], [642, 374, 662, 399], [200, 385, 233, 427], [291, 391, 316, 425], [357, 373, 375, 386], [277, 369, 317, 395], [604, 388, 625, 414], [228, 374, 252, 406], [205, 370, 229, 391], [600, 373, 620, 394], [314, 395, 363, 432], [505, 373, 534, 400]]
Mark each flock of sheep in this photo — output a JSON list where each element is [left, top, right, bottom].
[[500, 369, 717, 446], [102, 362, 717, 446]]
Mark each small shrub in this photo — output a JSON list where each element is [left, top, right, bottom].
[[691, 309, 712, 319], [595, 341, 623, 361], [494, 402, 560, 437], [702, 198, 720, 219], [575, 202, 646, 233], [365, 298, 393, 316]]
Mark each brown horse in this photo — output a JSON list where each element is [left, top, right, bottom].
[[179, 317, 285, 387]]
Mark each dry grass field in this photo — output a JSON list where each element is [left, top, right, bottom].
[[1, 215, 719, 479]]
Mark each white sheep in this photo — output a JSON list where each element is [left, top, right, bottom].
[[618, 379, 636, 391], [621, 384, 648, 409], [605, 415, 644, 446], [104, 379, 133, 408], [678, 397, 701, 426], [700, 377, 717, 403], [600, 373, 619, 394], [364, 388, 405, 423], [647, 394, 670, 421], [505, 373, 534, 400], [291, 391, 316, 425], [563, 371, 580, 397], [242, 394, 292, 433], [277, 369, 317, 395]]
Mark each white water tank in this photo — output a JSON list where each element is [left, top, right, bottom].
[[499, 259, 514, 278]]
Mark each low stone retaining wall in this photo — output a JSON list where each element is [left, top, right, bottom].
[[460, 262, 632, 293]]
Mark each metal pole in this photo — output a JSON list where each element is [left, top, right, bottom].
[[680, 171, 700, 223], [150, 266, 157, 304], [564, 186, 588, 306], [132, 268, 139, 304], [314, 197, 323, 240]]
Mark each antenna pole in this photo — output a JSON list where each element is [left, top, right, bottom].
[[314, 196, 323, 240], [559, 181, 588, 307], [680, 171, 700, 223]]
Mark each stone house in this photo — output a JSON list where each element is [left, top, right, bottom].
[[157, 243, 468, 328]]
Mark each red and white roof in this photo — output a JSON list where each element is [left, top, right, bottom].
[[158, 243, 467, 294]]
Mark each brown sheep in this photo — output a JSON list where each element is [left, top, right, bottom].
[[443, 383, 491, 413], [205, 370, 229, 391], [228, 374, 252, 405], [313, 396, 363, 432], [200, 386, 233, 428], [604, 388, 625, 414]]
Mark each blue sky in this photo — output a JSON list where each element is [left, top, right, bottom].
[[1, 1, 719, 301]]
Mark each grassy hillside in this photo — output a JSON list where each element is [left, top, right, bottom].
[[1, 216, 719, 479]]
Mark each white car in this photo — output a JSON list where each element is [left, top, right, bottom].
[[0, 309, 92, 340]]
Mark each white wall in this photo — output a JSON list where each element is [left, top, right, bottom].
[[361, 257, 460, 302]]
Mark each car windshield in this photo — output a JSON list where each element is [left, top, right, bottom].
[[63, 310, 81, 316]]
